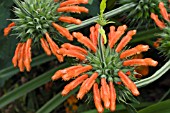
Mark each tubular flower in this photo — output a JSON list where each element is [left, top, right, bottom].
[[151, 2, 170, 57], [52, 24, 158, 112], [4, 0, 89, 72]]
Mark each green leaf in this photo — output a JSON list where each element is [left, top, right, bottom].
[[0, 62, 69, 108], [100, 0, 107, 16], [36, 88, 78, 113], [138, 100, 170, 113]]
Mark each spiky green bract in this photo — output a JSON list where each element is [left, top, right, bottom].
[[11, 0, 65, 42], [119, 0, 168, 27], [85, 45, 136, 81], [158, 25, 170, 58], [83, 44, 138, 104]]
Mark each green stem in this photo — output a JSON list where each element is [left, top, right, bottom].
[[135, 60, 170, 88], [97, 26, 106, 68], [67, 3, 136, 31]]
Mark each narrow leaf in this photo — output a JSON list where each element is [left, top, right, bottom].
[[138, 100, 170, 113], [36, 88, 78, 113], [0, 63, 69, 108]]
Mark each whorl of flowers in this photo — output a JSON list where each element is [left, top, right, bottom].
[[51, 24, 158, 112], [119, 0, 168, 27], [3, 0, 89, 72], [151, 1, 170, 57]]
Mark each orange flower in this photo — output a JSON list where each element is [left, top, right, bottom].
[[12, 39, 32, 72], [52, 24, 158, 113], [72, 32, 97, 52], [4, 0, 89, 72], [123, 58, 158, 67], [120, 45, 149, 59], [150, 2, 170, 29], [153, 38, 162, 48], [150, 13, 165, 29], [118, 71, 140, 96], [101, 78, 110, 109], [109, 81, 116, 112], [77, 72, 98, 99], [62, 74, 88, 96], [108, 25, 127, 48], [58, 16, 82, 25], [93, 83, 104, 113], [4, 22, 15, 37], [61, 43, 87, 55], [59, 0, 88, 7], [57, 6, 88, 13]]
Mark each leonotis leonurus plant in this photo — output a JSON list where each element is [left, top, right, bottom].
[[51, 24, 158, 112], [4, 0, 89, 72], [151, 1, 170, 58]]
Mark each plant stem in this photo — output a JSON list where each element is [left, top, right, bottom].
[[67, 3, 136, 31], [135, 60, 170, 88]]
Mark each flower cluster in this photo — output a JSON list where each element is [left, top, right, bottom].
[[52, 24, 158, 112], [4, 0, 88, 72], [119, 0, 168, 27], [151, 1, 170, 57]]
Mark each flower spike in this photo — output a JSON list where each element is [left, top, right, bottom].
[[52, 24, 158, 113], [151, 2, 170, 58], [4, 0, 89, 72]]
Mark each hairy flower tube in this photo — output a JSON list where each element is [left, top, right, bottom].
[[3, 0, 88, 72], [151, 1, 170, 57], [51, 24, 158, 112]]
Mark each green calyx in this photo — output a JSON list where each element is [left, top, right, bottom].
[[12, 0, 63, 42], [85, 41, 135, 84]]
